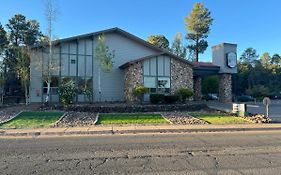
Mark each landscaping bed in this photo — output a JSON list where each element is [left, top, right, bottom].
[[53, 112, 98, 127], [242, 113, 271, 123], [96, 113, 168, 125], [42, 103, 209, 113], [162, 112, 208, 125], [0, 111, 64, 129], [0, 104, 41, 123]]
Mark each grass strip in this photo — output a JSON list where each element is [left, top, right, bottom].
[[192, 113, 249, 124], [0, 111, 64, 129], [97, 113, 168, 125]]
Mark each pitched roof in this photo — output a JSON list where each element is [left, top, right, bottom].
[[119, 52, 193, 69], [32, 27, 166, 53]]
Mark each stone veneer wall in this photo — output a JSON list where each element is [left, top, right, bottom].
[[219, 73, 232, 103], [170, 59, 193, 94], [124, 62, 143, 103], [193, 76, 202, 101]]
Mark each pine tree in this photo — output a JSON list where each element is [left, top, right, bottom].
[[184, 3, 213, 62]]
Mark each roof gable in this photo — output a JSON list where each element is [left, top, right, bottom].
[[119, 52, 193, 69]]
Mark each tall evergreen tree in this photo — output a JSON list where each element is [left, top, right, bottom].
[[240, 47, 259, 66], [0, 23, 8, 50], [5, 14, 42, 104], [184, 3, 213, 62], [271, 54, 281, 67], [260, 52, 271, 69], [184, 3, 213, 61], [147, 35, 169, 50], [6, 14, 27, 46], [171, 32, 187, 59]]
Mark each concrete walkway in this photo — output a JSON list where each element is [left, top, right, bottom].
[[1, 124, 281, 137]]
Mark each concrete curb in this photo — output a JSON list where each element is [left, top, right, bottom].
[[1, 125, 281, 137]]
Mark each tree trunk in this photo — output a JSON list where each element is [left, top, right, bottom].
[[45, 81, 51, 103], [98, 67, 101, 102], [24, 84, 28, 105], [196, 49, 199, 62], [195, 37, 199, 62]]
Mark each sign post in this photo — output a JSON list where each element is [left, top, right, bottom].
[[263, 97, 271, 118]]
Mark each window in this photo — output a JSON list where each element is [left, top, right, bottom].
[[70, 59, 76, 64], [77, 77, 93, 94], [143, 56, 171, 94], [43, 76, 59, 94]]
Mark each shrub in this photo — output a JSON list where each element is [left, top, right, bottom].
[[178, 88, 194, 103], [133, 85, 148, 103], [246, 85, 269, 98], [150, 94, 165, 104], [164, 95, 179, 104], [133, 86, 149, 96], [58, 80, 77, 106]]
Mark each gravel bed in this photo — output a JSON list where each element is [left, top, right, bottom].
[[242, 114, 272, 123], [162, 112, 208, 125], [0, 105, 40, 123], [53, 112, 98, 127]]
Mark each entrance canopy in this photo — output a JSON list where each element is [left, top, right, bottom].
[[191, 62, 220, 77]]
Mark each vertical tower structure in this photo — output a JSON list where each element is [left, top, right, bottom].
[[212, 43, 237, 103]]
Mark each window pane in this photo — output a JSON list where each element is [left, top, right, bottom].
[[158, 77, 170, 88], [143, 60, 150, 76], [157, 56, 164, 76], [150, 58, 157, 76], [144, 76, 156, 88], [51, 77, 59, 87]]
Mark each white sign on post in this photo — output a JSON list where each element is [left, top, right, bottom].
[[263, 97, 271, 118]]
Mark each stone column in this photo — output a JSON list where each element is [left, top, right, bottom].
[[193, 76, 202, 101], [219, 74, 232, 103]]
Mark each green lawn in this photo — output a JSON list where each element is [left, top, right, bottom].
[[192, 113, 249, 124], [0, 111, 64, 129], [97, 113, 168, 125]]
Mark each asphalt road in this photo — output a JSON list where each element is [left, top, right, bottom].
[[1, 131, 281, 175]]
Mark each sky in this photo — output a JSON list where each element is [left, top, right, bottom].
[[0, 0, 281, 61]]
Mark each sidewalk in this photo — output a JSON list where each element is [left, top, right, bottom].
[[1, 124, 281, 137]]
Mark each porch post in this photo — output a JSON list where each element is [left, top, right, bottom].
[[219, 73, 232, 103]]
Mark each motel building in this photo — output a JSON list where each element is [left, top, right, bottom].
[[30, 28, 237, 104]]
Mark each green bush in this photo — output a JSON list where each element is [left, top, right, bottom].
[[150, 94, 165, 104], [246, 85, 269, 98], [133, 85, 149, 96], [58, 80, 77, 106], [178, 88, 194, 102], [164, 95, 179, 104], [132, 85, 148, 103]]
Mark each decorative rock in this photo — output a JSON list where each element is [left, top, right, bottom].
[[123, 62, 143, 103], [219, 74, 232, 103], [242, 113, 271, 123], [162, 112, 208, 125], [170, 59, 193, 94], [53, 112, 98, 127]]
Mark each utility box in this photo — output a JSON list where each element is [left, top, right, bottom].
[[233, 103, 247, 117]]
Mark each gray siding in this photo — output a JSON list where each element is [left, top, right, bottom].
[[92, 33, 158, 102], [30, 31, 159, 103]]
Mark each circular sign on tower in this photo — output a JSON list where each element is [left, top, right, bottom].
[[226, 52, 237, 68]]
